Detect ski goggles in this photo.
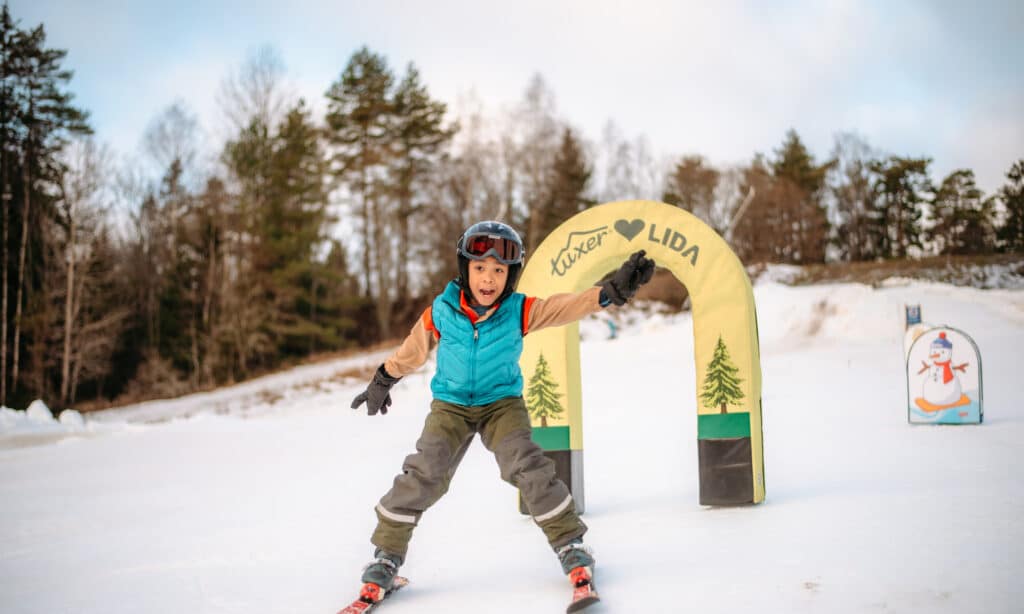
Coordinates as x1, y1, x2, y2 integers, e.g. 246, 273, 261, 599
459, 233, 523, 264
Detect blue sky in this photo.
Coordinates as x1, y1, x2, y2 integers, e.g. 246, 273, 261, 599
9, 0, 1024, 193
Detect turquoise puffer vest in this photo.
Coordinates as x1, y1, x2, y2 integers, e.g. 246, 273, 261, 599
431, 281, 526, 406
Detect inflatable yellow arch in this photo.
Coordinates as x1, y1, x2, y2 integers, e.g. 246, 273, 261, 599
518, 200, 765, 510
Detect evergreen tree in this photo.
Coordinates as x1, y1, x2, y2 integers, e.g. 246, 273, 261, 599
732, 132, 834, 265
191, 176, 231, 387
155, 158, 199, 377
770, 130, 832, 263
325, 46, 394, 306
662, 154, 719, 224
997, 159, 1024, 252
319, 239, 368, 347
389, 63, 455, 303
930, 169, 996, 255
700, 335, 744, 414
526, 353, 565, 427
1, 5, 14, 405
540, 127, 592, 239
222, 116, 276, 377
0, 4, 90, 407
263, 100, 335, 357
221, 100, 336, 369
772, 130, 833, 196
869, 156, 932, 258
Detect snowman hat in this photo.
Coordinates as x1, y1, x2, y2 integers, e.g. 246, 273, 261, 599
930, 332, 953, 349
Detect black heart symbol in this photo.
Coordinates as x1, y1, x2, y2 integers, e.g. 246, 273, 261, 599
614, 219, 645, 241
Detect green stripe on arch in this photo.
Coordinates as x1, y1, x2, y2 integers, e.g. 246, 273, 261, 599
531, 426, 571, 450
698, 413, 751, 439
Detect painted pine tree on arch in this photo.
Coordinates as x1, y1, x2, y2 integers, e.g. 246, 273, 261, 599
701, 335, 745, 414
526, 352, 565, 427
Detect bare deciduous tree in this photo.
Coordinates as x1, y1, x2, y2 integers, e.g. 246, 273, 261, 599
598, 121, 664, 205
54, 138, 117, 405
512, 74, 562, 253
143, 101, 201, 188
218, 44, 291, 134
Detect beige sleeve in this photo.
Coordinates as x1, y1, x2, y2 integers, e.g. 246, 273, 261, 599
383, 309, 437, 378
525, 286, 605, 334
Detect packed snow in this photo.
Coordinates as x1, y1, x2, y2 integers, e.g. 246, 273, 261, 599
1, 277, 1022, 613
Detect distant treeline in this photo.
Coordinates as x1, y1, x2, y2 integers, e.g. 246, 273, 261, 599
1, 6, 1022, 411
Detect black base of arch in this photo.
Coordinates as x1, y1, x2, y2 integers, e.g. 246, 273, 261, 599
698, 437, 755, 505
518, 449, 585, 516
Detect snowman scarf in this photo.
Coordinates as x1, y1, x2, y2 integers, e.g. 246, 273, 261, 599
934, 359, 954, 384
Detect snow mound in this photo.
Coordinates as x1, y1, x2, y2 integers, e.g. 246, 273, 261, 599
757, 263, 804, 284
879, 276, 915, 287
0, 400, 121, 447
26, 399, 55, 424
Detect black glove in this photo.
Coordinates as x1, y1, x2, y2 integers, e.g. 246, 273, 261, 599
600, 250, 656, 306
351, 364, 401, 416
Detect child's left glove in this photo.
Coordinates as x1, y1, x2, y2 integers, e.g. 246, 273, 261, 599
350, 364, 402, 416
600, 250, 656, 306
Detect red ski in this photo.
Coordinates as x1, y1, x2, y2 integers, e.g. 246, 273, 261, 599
336, 576, 409, 614
566, 566, 600, 612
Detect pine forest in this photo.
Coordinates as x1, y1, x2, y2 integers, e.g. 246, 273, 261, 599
1, 6, 1022, 412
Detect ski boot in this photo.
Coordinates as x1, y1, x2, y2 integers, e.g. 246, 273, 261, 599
358, 548, 401, 593
557, 539, 600, 612
337, 550, 408, 614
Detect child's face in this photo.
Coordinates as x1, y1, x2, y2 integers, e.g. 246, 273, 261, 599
467, 256, 509, 307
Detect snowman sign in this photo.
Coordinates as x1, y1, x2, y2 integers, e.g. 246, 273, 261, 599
906, 327, 983, 424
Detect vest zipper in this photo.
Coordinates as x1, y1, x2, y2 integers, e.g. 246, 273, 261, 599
469, 326, 479, 404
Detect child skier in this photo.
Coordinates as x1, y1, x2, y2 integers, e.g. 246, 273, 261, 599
347, 220, 654, 610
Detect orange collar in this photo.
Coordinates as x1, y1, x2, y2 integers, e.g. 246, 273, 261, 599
459, 290, 499, 324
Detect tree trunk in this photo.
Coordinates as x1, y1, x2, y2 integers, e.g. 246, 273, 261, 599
720, 402, 728, 414
395, 160, 412, 303
396, 195, 410, 304
360, 137, 372, 299
895, 197, 904, 258
147, 242, 158, 351
70, 353, 81, 406
11, 149, 30, 395
309, 272, 317, 354
1, 159, 8, 406
68, 246, 91, 408
190, 310, 199, 391
201, 228, 216, 387
60, 212, 76, 406
69, 331, 83, 407
372, 192, 393, 339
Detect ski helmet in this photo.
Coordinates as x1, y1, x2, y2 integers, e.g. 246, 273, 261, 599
456, 221, 525, 303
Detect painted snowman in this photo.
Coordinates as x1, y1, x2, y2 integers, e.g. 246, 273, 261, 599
922, 332, 962, 407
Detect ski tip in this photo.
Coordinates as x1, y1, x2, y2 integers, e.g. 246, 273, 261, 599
566, 594, 601, 613
336, 577, 411, 614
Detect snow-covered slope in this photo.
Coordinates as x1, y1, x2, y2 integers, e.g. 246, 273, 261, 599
1, 279, 1022, 613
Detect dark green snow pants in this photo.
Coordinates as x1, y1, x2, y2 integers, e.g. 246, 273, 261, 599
370, 396, 586, 559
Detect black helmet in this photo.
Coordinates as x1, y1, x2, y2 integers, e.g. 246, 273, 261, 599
456, 221, 525, 303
